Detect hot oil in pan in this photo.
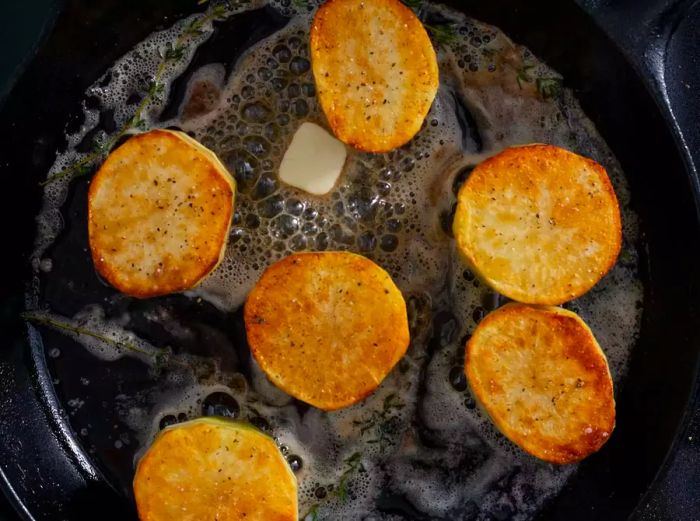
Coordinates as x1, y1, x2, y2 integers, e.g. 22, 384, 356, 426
28, 1, 644, 519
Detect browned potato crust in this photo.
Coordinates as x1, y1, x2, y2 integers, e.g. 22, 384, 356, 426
310, 0, 439, 153
453, 144, 621, 305
88, 129, 235, 298
466, 303, 615, 464
244, 252, 409, 411
133, 418, 297, 521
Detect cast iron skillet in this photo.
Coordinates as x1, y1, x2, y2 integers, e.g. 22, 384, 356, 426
0, 0, 699, 519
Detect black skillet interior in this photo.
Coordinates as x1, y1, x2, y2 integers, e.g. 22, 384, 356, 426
0, 0, 699, 520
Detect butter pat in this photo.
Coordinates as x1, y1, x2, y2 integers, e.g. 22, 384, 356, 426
279, 122, 347, 195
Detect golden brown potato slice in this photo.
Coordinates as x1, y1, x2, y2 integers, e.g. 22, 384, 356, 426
453, 144, 621, 305
244, 252, 409, 411
88, 129, 235, 298
465, 303, 615, 464
310, 0, 439, 153
134, 418, 297, 521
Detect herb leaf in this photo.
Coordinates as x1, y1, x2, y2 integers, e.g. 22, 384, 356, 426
302, 505, 319, 521
335, 452, 364, 502
164, 44, 186, 61
351, 393, 405, 451
425, 23, 458, 47
302, 451, 366, 517
401, 0, 423, 9
537, 77, 563, 100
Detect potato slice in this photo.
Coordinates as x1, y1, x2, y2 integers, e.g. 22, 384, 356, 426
465, 303, 615, 464
244, 252, 409, 411
88, 129, 235, 298
133, 418, 298, 521
310, 0, 439, 153
453, 144, 621, 305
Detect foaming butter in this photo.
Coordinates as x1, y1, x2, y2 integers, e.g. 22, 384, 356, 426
32, 1, 644, 519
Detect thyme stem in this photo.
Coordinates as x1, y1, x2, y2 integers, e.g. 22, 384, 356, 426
301, 451, 365, 519
21, 311, 169, 362
42, 2, 231, 186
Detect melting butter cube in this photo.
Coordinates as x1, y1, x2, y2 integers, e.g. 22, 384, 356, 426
278, 122, 347, 195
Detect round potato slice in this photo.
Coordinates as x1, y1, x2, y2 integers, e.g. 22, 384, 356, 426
134, 418, 298, 521
465, 303, 615, 464
453, 144, 621, 305
310, 0, 439, 153
244, 252, 409, 411
88, 129, 235, 298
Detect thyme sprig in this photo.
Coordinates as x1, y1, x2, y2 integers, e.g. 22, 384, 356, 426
537, 77, 563, 100
335, 452, 364, 501
301, 396, 404, 517
21, 311, 171, 366
401, 0, 457, 47
42, 3, 231, 186
425, 23, 458, 47
514, 62, 563, 100
302, 452, 366, 520
353, 393, 405, 451
401, 0, 423, 9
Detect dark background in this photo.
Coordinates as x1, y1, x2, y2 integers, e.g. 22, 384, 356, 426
0, 1, 56, 103
1, 4, 55, 519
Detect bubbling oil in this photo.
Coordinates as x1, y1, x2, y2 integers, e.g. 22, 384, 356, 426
29, 1, 643, 520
